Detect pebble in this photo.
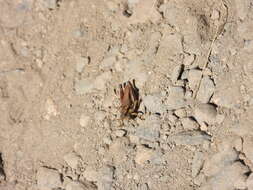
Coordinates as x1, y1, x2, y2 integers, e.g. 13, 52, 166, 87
136, 115, 160, 141
97, 165, 115, 190
83, 166, 98, 182
183, 54, 195, 66
171, 64, 183, 84
76, 57, 89, 73
180, 70, 189, 80
63, 152, 81, 169
74, 78, 94, 95
192, 152, 204, 177
166, 86, 187, 110
135, 145, 155, 165
202, 162, 249, 190
37, 167, 62, 190
114, 129, 127, 137
94, 111, 106, 122
44, 98, 59, 120
103, 136, 112, 145
142, 94, 166, 114
79, 114, 90, 127
211, 9, 220, 20
170, 131, 211, 146
174, 108, 187, 118
194, 103, 217, 125
196, 76, 215, 103
181, 117, 199, 130
100, 56, 116, 70
128, 135, 140, 144
188, 69, 202, 91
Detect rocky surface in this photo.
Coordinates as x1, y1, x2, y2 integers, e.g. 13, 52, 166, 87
0, 0, 253, 189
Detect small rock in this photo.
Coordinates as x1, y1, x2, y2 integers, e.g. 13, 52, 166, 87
196, 76, 215, 103
143, 94, 166, 114
100, 56, 116, 70
135, 146, 155, 165
74, 78, 94, 95
44, 0, 58, 9
94, 111, 106, 122
44, 98, 59, 120
120, 44, 128, 54
128, 135, 140, 144
166, 86, 187, 110
181, 70, 189, 80
37, 167, 62, 190
63, 152, 81, 169
193, 173, 205, 186
170, 131, 211, 146
76, 57, 89, 73
192, 152, 204, 177
183, 54, 195, 66
83, 166, 98, 182
97, 165, 115, 190
103, 136, 112, 145
174, 108, 187, 118
181, 117, 199, 130
94, 72, 111, 90
194, 103, 217, 125
234, 137, 243, 152
171, 64, 183, 84
114, 129, 126, 137
136, 115, 160, 141
139, 183, 150, 190
211, 9, 220, 20
188, 69, 202, 91
79, 114, 90, 127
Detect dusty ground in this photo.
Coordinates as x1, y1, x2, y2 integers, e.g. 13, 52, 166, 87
0, 0, 253, 189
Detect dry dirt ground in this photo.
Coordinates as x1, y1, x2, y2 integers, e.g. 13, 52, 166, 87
0, 0, 253, 189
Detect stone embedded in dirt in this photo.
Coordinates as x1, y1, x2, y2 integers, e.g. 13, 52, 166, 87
109, 138, 129, 164
174, 108, 187, 118
44, 98, 59, 120
44, 0, 58, 9
79, 114, 90, 127
100, 56, 116, 70
0, 153, 5, 182
142, 94, 166, 114
66, 180, 97, 190
211, 9, 220, 20
181, 117, 199, 130
188, 69, 202, 91
63, 152, 81, 169
37, 167, 62, 190
135, 145, 155, 165
97, 165, 115, 190
171, 64, 183, 84
196, 76, 215, 103
166, 86, 187, 110
192, 152, 204, 178
202, 143, 238, 177
94, 111, 106, 122
74, 78, 94, 95
194, 103, 217, 125
136, 115, 160, 141
170, 131, 211, 146
183, 54, 195, 66
83, 166, 98, 182
201, 162, 249, 190
76, 57, 89, 73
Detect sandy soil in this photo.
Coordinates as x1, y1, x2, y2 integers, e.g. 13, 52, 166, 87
0, 0, 253, 189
